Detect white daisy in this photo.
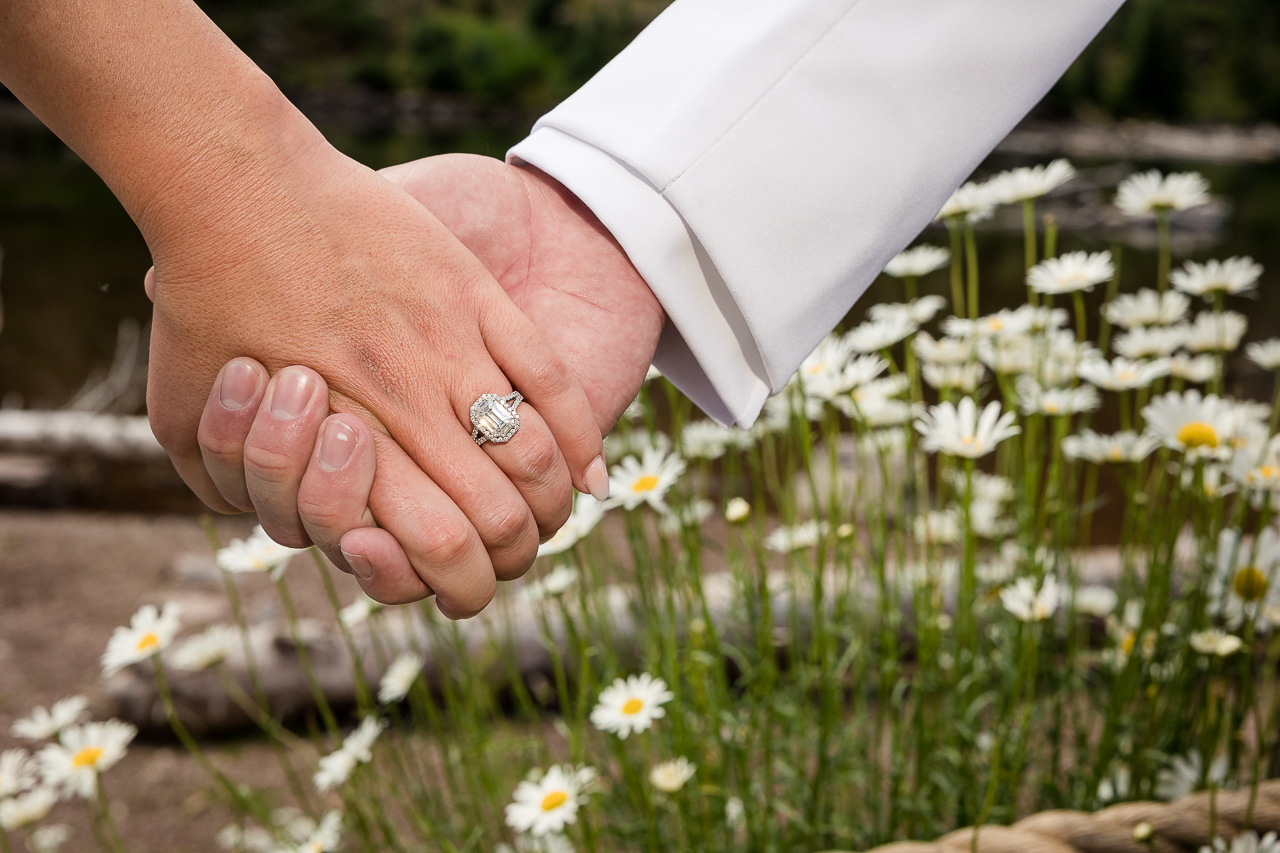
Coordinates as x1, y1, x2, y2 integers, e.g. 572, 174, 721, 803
989, 159, 1076, 203
976, 334, 1034, 376
313, 747, 358, 794
795, 334, 861, 401
1062, 430, 1160, 464
845, 313, 918, 354
590, 673, 673, 739
1170, 257, 1263, 299
38, 720, 136, 800
1156, 749, 1228, 801
172, 624, 237, 671
1142, 390, 1237, 457
378, 652, 424, 705
342, 716, 385, 762
971, 500, 1015, 539
102, 602, 182, 677
913, 509, 961, 546
294, 810, 343, 853
11, 696, 89, 741
519, 566, 580, 603
1169, 353, 1218, 383
680, 420, 753, 460
606, 446, 686, 513
1115, 169, 1211, 216
936, 180, 997, 223
869, 295, 948, 326
496, 834, 577, 853
0, 786, 56, 831
538, 493, 608, 557
724, 497, 751, 523
922, 362, 985, 393
1208, 528, 1280, 631
659, 499, 714, 534
764, 520, 829, 553
338, 593, 383, 628
215, 525, 305, 580
505, 765, 596, 837
1190, 629, 1243, 657
884, 245, 951, 278
1186, 311, 1247, 353
725, 796, 746, 829
914, 331, 975, 366
28, 823, 72, 853
1078, 356, 1171, 391
1202, 830, 1280, 853
1017, 378, 1099, 416
1248, 339, 1280, 370
1027, 251, 1114, 295
217, 824, 275, 853
915, 397, 1020, 458
944, 308, 1037, 341
0, 749, 35, 798
1073, 586, 1118, 618
1114, 325, 1188, 360
649, 757, 696, 793
1000, 575, 1061, 622
1104, 288, 1190, 329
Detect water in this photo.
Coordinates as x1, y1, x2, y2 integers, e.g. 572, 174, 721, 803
3, 114, 1280, 410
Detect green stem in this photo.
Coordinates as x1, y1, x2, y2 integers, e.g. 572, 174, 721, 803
949, 219, 965, 318
964, 220, 980, 320
273, 575, 341, 737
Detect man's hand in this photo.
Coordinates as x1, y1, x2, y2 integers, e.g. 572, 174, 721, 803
195, 155, 666, 594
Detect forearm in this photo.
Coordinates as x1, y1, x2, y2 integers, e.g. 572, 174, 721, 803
0, 0, 325, 248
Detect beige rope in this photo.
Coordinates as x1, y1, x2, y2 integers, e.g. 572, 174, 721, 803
848, 780, 1280, 853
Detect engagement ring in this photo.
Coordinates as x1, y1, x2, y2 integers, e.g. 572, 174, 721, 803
470, 391, 523, 446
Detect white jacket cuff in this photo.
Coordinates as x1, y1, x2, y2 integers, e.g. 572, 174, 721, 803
508, 127, 770, 427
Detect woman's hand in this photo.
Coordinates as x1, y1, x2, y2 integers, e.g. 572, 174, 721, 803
194, 155, 666, 600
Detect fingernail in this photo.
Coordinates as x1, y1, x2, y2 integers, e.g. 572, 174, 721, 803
271, 369, 315, 420
219, 360, 258, 410
342, 549, 374, 580
318, 420, 357, 471
585, 455, 610, 502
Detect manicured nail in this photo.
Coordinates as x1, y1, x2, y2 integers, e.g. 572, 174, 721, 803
342, 549, 374, 580
219, 359, 258, 410
318, 419, 357, 471
584, 455, 610, 502
270, 369, 315, 420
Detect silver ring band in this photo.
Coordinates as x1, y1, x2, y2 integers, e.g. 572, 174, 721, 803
470, 391, 523, 446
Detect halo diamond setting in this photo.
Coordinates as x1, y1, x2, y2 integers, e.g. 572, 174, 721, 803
470, 391, 523, 446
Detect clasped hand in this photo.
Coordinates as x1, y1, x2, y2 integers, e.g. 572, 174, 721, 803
149, 152, 663, 615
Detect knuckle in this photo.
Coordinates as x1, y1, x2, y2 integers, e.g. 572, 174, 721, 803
296, 491, 348, 533
258, 521, 311, 549
412, 520, 475, 568
530, 354, 573, 397
516, 432, 563, 489
242, 442, 300, 485
482, 501, 531, 554
197, 423, 245, 460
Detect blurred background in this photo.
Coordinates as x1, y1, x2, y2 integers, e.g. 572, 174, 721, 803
3, 0, 1280, 507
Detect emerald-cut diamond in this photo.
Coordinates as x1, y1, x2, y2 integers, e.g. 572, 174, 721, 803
470, 392, 523, 446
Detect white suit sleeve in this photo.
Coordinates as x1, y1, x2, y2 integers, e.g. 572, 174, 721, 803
507, 0, 1124, 427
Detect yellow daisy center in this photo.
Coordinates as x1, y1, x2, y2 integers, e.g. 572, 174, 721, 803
622, 698, 644, 715
1256, 466, 1280, 482
73, 746, 103, 768
136, 632, 160, 652
1121, 632, 1136, 656
1177, 421, 1219, 449
1043, 402, 1061, 415
986, 319, 1004, 332
541, 791, 568, 811
960, 436, 976, 446
1118, 370, 1137, 383
632, 475, 659, 493
1109, 447, 1124, 461
1235, 566, 1270, 602
806, 362, 826, 375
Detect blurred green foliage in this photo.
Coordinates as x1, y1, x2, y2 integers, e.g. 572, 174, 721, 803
197, 0, 1280, 122
1046, 0, 1280, 123
200, 0, 669, 109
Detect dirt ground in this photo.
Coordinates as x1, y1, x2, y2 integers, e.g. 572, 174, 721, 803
0, 509, 369, 853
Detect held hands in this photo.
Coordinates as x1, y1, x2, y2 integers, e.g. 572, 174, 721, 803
177, 155, 664, 610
